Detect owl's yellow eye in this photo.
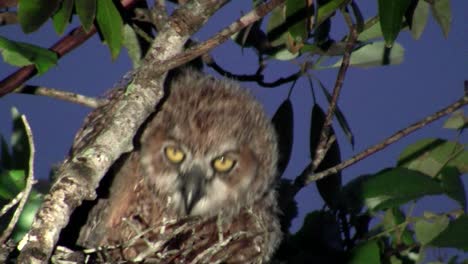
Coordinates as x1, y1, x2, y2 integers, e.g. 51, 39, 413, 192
212, 156, 236, 173
164, 146, 185, 164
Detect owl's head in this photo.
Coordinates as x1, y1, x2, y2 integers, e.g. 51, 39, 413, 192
140, 70, 278, 217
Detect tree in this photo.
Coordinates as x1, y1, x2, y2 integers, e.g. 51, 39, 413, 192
0, 0, 467, 263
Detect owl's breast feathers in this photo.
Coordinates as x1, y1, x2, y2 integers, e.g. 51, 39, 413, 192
78, 152, 280, 263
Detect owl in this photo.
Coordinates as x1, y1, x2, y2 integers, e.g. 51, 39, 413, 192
74, 70, 281, 263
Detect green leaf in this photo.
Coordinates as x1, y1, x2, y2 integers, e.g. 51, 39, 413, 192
378, 0, 411, 47
358, 20, 384, 41
349, 240, 381, 264
342, 168, 444, 212
122, 24, 143, 68
430, 0, 451, 38
267, 5, 288, 47
382, 208, 415, 246
439, 167, 466, 210
316, 0, 347, 25
272, 99, 294, 177
10, 108, 31, 171
96, 0, 123, 59
410, 0, 430, 40
443, 110, 467, 130
52, 0, 74, 35
316, 79, 354, 147
398, 138, 467, 175
0, 170, 25, 200
329, 41, 404, 68
76, 0, 96, 32
415, 215, 450, 245
285, 0, 308, 52
18, 0, 61, 33
11, 190, 43, 242
310, 103, 342, 209
0, 36, 58, 74
428, 215, 468, 251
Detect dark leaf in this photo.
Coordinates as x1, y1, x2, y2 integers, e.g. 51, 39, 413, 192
350, 2, 364, 33
0, 136, 12, 170
272, 99, 294, 177
317, 79, 354, 147
76, 0, 97, 32
96, 0, 123, 59
430, 215, 468, 251
18, 0, 60, 33
310, 104, 342, 209
439, 166, 466, 210
378, 0, 411, 46
277, 179, 298, 233
292, 211, 343, 252
52, 0, 74, 35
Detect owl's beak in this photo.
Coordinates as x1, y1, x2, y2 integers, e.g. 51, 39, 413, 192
179, 166, 206, 215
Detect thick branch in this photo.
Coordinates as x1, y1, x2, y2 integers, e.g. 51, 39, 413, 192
0, 11, 17, 25
16, 1, 229, 263
294, 94, 468, 190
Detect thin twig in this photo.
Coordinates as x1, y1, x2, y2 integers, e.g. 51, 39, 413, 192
0, 115, 35, 244
0, 191, 24, 218
157, 0, 286, 75
203, 53, 303, 87
293, 27, 358, 192
14, 85, 105, 108
312, 27, 357, 169
296, 94, 468, 187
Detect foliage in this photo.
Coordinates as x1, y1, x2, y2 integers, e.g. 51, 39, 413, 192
0, 0, 466, 263
0, 108, 43, 243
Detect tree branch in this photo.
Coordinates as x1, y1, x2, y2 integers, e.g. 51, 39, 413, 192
0, 0, 140, 97
14, 85, 105, 108
0, 11, 17, 26
16, 0, 230, 263
294, 93, 468, 189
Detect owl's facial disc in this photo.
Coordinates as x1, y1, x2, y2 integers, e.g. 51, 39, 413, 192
179, 165, 207, 215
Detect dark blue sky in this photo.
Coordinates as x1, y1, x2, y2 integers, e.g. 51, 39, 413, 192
0, 1, 467, 257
